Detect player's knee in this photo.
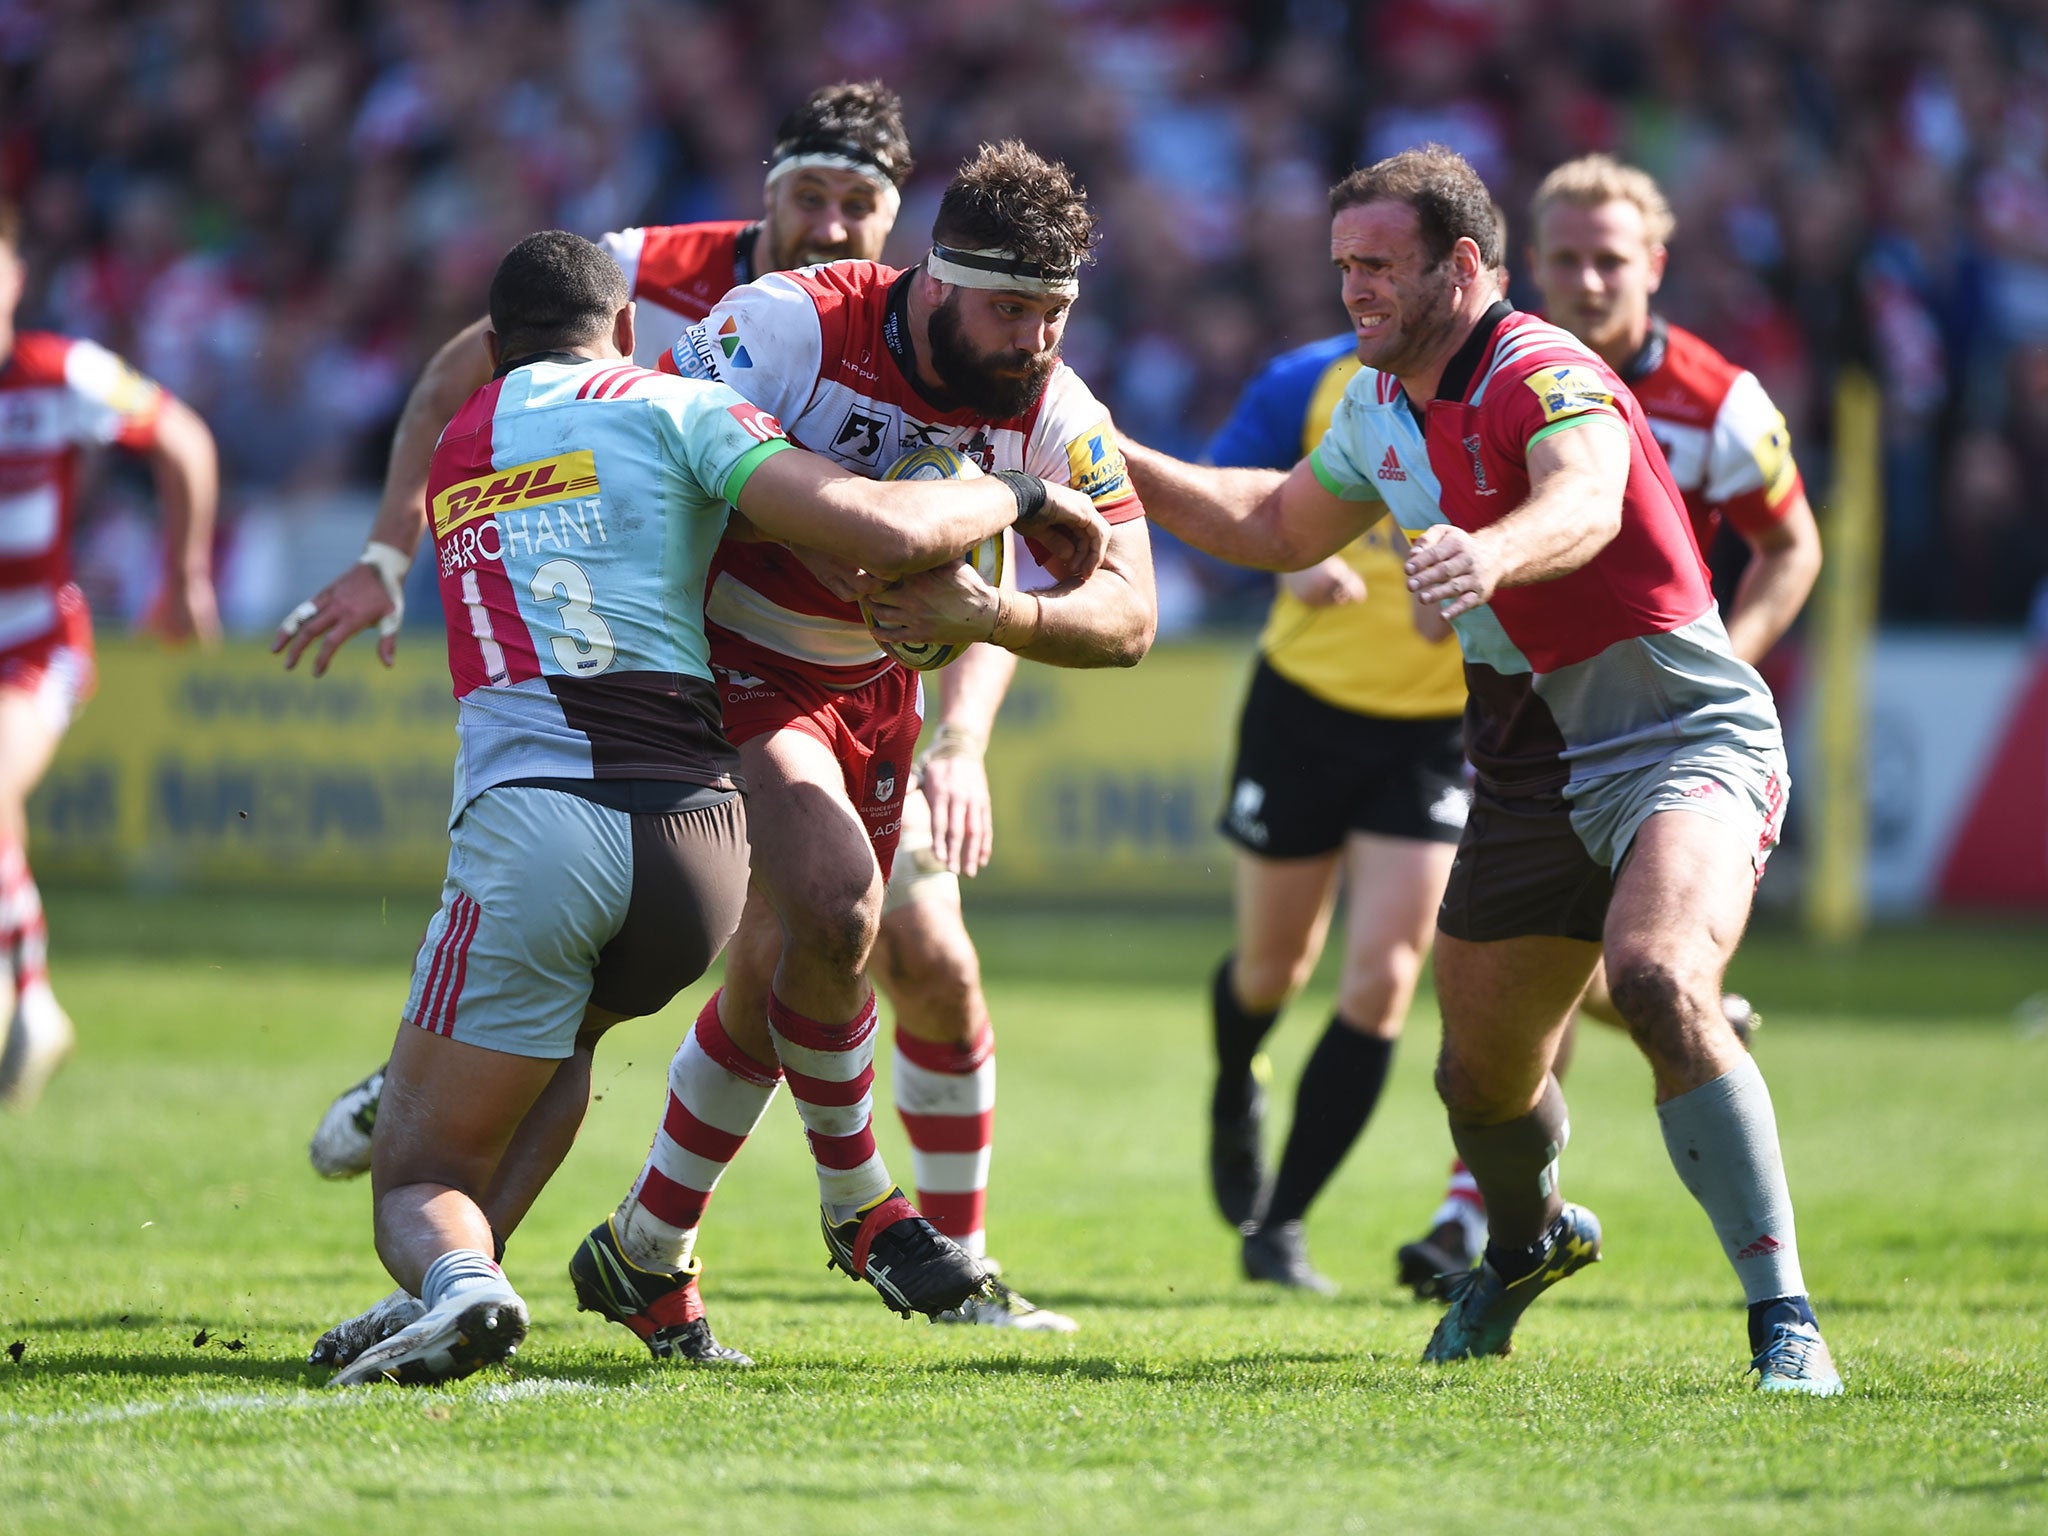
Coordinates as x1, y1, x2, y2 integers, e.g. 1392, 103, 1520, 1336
1433, 1047, 1487, 1119
1335, 947, 1421, 1034
1232, 949, 1314, 1014
1605, 953, 1700, 1052
783, 864, 884, 975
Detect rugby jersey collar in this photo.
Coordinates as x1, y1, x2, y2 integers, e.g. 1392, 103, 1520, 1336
1434, 299, 1514, 405
1621, 313, 1668, 383
492, 349, 594, 380
881, 265, 966, 416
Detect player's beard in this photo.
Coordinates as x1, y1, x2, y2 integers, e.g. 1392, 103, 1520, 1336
927, 291, 1060, 420
1355, 261, 1462, 378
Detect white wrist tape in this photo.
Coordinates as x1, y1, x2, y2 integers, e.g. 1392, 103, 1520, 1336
916, 723, 986, 773
357, 540, 411, 638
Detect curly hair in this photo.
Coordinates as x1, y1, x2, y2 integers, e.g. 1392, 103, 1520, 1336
1329, 145, 1503, 272
933, 140, 1099, 278
773, 80, 913, 189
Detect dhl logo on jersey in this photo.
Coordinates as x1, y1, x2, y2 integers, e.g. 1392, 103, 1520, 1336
1064, 423, 1132, 507
432, 451, 600, 538
1524, 366, 1616, 424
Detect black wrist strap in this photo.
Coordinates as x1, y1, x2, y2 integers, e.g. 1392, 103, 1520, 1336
993, 469, 1049, 527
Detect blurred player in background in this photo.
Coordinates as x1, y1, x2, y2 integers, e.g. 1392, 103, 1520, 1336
1397, 154, 1824, 1294
285, 87, 1086, 1350
0, 197, 218, 1114
1201, 331, 1466, 1295
1125, 146, 1842, 1394
325, 229, 1107, 1386
573, 138, 1152, 1346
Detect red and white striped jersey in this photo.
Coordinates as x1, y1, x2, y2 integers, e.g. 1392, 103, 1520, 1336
665, 261, 1145, 683
1623, 317, 1804, 555
0, 332, 164, 650
598, 221, 757, 368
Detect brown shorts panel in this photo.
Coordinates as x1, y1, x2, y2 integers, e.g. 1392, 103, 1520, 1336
1436, 787, 1613, 944
588, 792, 751, 1018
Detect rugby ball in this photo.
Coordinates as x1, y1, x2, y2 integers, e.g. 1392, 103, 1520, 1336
862, 446, 1007, 671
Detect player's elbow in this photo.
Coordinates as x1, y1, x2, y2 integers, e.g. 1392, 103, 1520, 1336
1114, 623, 1155, 668
150, 398, 217, 481
1106, 588, 1157, 667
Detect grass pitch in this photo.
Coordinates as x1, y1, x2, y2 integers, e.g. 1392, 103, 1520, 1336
2, 892, 2044, 1534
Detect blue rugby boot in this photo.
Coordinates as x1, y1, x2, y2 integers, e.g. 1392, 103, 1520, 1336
1751, 1320, 1845, 1397
1422, 1203, 1602, 1362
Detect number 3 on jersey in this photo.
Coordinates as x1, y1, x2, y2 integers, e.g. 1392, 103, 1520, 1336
531, 558, 616, 674
457, 558, 615, 683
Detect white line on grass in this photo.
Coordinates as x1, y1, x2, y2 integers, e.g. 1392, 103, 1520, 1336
0, 1376, 625, 1430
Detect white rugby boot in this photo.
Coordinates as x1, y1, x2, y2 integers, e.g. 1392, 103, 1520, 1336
0, 978, 73, 1113
326, 1273, 528, 1387
308, 1064, 385, 1179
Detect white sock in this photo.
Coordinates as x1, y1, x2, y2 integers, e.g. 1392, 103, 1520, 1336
419, 1248, 504, 1309
613, 1199, 699, 1275
1657, 1055, 1808, 1305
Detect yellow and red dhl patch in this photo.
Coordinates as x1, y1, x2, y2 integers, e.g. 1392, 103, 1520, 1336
432, 450, 600, 538
1064, 422, 1132, 506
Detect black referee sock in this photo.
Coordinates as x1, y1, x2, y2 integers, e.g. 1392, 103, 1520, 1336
1260, 1020, 1394, 1228
1211, 956, 1281, 1120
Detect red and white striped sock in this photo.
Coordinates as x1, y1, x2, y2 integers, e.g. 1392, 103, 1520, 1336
614, 991, 782, 1274
767, 988, 893, 1222
1430, 1158, 1489, 1250
0, 838, 47, 996
893, 1023, 995, 1259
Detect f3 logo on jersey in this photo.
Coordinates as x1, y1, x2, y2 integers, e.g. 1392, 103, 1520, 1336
433, 451, 599, 538
835, 405, 889, 462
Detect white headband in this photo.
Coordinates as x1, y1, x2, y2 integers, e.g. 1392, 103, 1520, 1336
925, 244, 1080, 299
765, 152, 902, 215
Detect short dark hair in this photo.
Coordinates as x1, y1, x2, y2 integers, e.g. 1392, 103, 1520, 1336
772, 80, 913, 189
488, 230, 628, 358
1330, 145, 1503, 271
0, 197, 17, 253
933, 141, 1098, 281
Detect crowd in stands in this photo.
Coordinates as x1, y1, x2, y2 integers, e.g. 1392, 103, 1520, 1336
7, 0, 2048, 632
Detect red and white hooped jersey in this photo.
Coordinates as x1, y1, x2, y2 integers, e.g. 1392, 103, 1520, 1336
0, 332, 165, 652
664, 261, 1145, 683
1624, 316, 1804, 555
599, 221, 757, 369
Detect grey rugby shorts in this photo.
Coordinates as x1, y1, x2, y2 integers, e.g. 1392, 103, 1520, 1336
404, 784, 750, 1058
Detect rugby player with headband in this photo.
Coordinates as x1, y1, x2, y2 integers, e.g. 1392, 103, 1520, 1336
286, 112, 1148, 1370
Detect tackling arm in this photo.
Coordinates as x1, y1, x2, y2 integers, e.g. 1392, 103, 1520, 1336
1722, 489, 1822, 665
734, 451, 1108, 581
144, 395, 221, 644
1121, 439, 1378, 572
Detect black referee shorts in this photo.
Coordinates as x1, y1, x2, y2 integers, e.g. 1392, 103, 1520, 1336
1218, 659, 1469, 860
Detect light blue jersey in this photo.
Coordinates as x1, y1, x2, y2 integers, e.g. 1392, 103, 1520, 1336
425, 354, 792, 818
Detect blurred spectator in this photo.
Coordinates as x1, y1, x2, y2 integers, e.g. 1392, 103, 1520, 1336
4, 0, 2047, 631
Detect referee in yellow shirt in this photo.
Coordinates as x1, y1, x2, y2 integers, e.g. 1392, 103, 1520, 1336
1203, 332, 1470, 1294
